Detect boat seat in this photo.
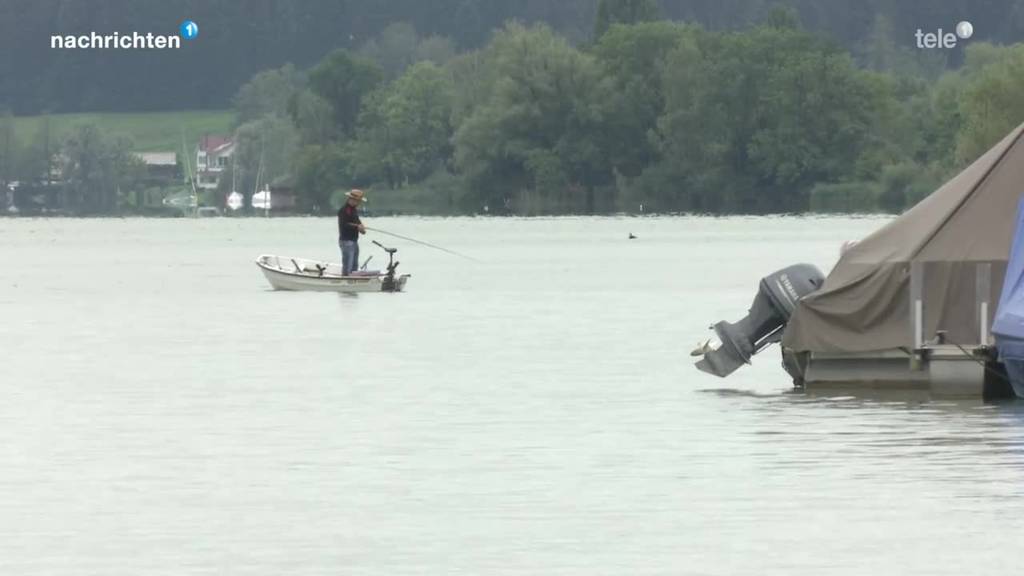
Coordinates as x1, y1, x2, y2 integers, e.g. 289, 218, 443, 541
289, 261, 328, 277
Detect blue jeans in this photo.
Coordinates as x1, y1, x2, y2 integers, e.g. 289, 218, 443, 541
340, 240, 359, 276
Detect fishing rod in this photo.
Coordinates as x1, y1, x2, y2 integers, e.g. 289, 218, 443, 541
366, 226, 480, 262
345, 222, 479, 261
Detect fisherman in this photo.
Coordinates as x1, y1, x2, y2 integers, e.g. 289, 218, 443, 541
338, 189, 367, 276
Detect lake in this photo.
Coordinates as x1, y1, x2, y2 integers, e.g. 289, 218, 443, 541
2, 216, 1023, 575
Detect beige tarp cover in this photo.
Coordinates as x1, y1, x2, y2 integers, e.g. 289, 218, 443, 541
783, 123, 1024, 353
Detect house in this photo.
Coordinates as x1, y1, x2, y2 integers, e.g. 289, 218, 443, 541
133, 151, 179, 183
195, 135, 234, 190
129, 151, 182, 209
268, 182, 298, 210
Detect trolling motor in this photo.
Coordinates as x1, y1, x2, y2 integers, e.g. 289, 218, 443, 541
693, 263, 824, 377
373, 240, 401, 292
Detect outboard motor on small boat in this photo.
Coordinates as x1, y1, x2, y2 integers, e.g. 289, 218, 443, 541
694, 264, 824, 377
373, 240, 401, 292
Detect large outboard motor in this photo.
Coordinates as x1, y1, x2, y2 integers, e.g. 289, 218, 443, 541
694, 264, 824, 377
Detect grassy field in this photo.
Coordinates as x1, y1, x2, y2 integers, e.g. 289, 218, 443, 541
12, 110, 235, 155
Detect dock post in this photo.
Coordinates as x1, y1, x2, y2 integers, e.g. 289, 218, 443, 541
977, 262, 991, 346
910, 261, 924, 370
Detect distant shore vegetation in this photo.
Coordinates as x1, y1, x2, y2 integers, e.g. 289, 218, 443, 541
3, 2, 1024, 216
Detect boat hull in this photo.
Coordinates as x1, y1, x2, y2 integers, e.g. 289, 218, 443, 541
256, 255, 409, 293
994, 336, 1024, 398
781, 345, 1015, 399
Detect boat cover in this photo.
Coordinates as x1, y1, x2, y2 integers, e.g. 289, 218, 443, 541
992, 196, 1024, 397
783, 123, 1024, 353
994, 197, 1024, 342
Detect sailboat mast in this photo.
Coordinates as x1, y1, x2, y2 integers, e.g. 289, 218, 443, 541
181, 130, 198, 217
256, 135, 267, 217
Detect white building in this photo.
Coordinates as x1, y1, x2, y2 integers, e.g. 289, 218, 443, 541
195, 135, 234, 190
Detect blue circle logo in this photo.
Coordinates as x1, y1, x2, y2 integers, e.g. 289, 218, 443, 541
180, 20, 198, 40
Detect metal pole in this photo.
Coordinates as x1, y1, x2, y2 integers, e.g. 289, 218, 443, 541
911, 261, 924, 350
977, 262, 991, 345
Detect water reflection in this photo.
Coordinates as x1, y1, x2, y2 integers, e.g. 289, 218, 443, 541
697, 386, 1024, 489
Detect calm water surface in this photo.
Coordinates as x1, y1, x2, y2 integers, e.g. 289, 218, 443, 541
1, 216, 1023, 575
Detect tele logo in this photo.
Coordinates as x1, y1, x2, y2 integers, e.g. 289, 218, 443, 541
915, 21, 973, 48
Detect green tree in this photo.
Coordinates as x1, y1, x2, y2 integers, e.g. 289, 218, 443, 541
294, 50, 381, 212
593, 21, 696, 177
453, 23, 612, 213
233, 64, 305, 126
859, 14, 946, 79
289, 91, 337, 146
18, 116, 54, 184
232, 115, 300, 205
350, 62, 455, 187
762, 4, 800, 30
293, 144, 349, 211
653, 23, 888, 212
955, 44, 1024, 164
60, 125, 143, 213
307, 49, 384, 138
360, 23, 458, 78
0, 111, 15, 186
416, 36, 457, 67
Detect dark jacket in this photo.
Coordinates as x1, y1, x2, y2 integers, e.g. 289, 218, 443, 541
338, 204, 362, 242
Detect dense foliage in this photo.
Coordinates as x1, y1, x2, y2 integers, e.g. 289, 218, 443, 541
5, 1, 1024, 214
3, 0, 1023, 115
274, 10, 1024, 214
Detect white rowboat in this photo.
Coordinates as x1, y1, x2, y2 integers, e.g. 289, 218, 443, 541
255, 254, 410, 293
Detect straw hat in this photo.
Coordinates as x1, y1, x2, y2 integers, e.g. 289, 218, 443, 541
346, 189, 367, 203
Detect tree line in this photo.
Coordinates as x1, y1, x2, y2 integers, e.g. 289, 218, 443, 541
225, 4, 1024, 214
3, 0, 1023, 115
4, 1, 1024, 214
